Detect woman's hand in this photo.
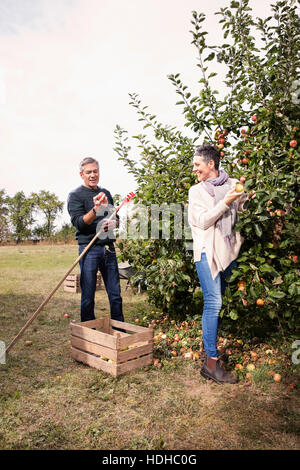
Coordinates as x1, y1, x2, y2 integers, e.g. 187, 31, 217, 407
224, 187, 244, 206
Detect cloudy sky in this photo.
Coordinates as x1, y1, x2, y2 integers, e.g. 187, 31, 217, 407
0, 0, 274, 227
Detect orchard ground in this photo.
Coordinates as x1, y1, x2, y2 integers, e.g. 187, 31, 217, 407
0, 244, 299, 450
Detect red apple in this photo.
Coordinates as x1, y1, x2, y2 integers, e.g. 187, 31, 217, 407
240, 176, 246, 183
238, 281, 246, 291
289, 140, 298, 148
251, 114, 257, 121
242, 157, 249, 164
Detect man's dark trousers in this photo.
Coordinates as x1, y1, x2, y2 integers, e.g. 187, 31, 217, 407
78, 243, 124, 323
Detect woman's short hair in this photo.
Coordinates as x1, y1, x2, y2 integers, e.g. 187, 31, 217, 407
194, 144, 220, 170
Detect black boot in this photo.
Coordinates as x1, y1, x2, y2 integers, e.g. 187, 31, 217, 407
201, 358, 238, 385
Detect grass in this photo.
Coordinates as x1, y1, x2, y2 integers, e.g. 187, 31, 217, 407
0, 244, 299, 450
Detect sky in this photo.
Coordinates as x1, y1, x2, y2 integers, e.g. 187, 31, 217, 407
0, 0, 275, 228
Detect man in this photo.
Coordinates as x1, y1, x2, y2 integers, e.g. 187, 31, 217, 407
67, 157, 124, 324
188, 144, 245, 384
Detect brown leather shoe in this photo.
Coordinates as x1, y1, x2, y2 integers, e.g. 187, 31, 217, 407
200, 359, 238, 384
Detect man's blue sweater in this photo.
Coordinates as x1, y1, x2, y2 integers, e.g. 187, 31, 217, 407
67, 185, 118, 246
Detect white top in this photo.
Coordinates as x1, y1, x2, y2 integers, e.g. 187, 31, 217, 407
188, 178, 245, 279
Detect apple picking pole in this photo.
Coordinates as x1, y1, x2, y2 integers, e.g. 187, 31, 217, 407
6, 192, 135, 354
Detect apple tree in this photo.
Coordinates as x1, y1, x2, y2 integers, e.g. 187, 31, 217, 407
115, 0, 300, 335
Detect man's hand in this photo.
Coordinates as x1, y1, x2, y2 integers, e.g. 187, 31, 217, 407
83, 192, 108, 225
224, 187, 244, 206
93, 192, 108, 212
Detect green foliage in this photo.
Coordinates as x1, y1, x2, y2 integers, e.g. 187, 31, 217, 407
52, 223, 76, 243
115, 0, 300, 335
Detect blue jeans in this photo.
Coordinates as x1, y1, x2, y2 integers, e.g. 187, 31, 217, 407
195, 253, 236, 358
79, 244, 124, 323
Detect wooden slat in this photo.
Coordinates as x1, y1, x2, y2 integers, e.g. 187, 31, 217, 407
102, 315, 110, 334
118, 330, 153, 349
71, 347, 116, 376
64, 286, 79, 293
74, 318, 105, 329
66, 274, 79, 280
117, 342, 153, 362
71, 336, 118, 361
70, 323, 117, 349
116, 353, 153, 375
111, 329, 129, 338
110, 319, 151, 333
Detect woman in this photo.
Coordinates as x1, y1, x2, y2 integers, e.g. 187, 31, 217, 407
188, 144, 245, 384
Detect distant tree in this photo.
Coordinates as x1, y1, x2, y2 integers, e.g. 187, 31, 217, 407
0, 189, 10, 242
8, 191, 36, 243
32, 190, 64, 238
54, 223, 76, 243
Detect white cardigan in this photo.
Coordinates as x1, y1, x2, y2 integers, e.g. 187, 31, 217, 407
188, 178, 244, 279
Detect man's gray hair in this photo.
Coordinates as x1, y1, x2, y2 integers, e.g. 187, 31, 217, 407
79, 157, 99, 172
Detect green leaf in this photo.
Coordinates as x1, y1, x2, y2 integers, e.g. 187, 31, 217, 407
205, 52, 215, 62
288, 283, 300, 296
259, 264, 275, 273
254, 224, 263, 237
229, 310, 238, 320
268, 289, 286, 299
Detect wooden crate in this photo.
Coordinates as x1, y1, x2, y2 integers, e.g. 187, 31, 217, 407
64, 273, 102, 293
70, 315, 153, 376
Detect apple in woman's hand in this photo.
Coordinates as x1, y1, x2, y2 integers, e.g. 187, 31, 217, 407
235, 183, 244, 193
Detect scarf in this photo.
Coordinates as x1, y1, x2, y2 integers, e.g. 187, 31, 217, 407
203, 169, 238, 248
